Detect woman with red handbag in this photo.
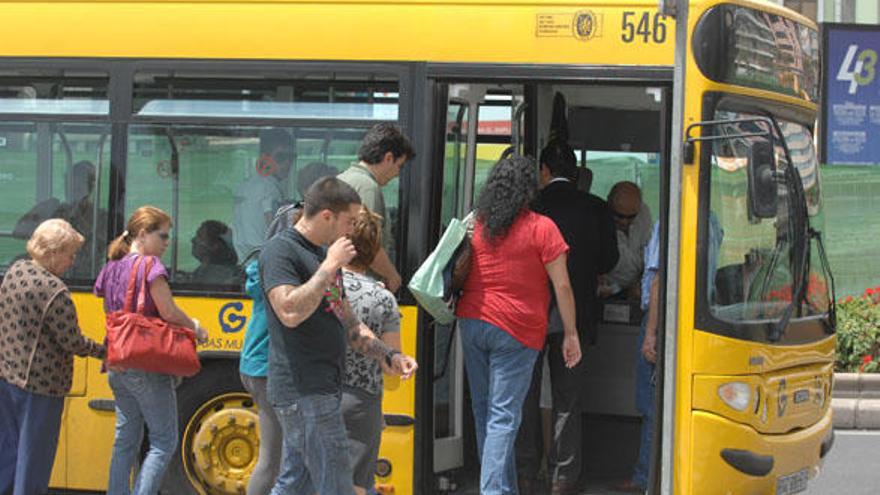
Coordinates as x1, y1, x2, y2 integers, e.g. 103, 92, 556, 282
94, 206, 208, 495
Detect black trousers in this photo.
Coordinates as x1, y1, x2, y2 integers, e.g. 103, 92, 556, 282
515, 332, 589, 485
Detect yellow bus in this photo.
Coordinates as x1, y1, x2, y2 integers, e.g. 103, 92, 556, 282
0, 0, 835, 493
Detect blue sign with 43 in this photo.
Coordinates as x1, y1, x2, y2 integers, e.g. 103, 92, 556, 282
823, 25, 880, 166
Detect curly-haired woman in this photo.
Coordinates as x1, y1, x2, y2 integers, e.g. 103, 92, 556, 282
341, 206, 402, 495
455, 156, 582, 495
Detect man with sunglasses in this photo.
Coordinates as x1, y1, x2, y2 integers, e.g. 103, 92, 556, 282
233, 128, 295, 260
598, 181, 653, 300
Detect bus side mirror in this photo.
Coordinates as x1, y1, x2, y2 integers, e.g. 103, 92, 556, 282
747, 141, 778, 219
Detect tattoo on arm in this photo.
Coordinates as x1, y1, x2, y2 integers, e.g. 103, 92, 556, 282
269, 269, 334, 327
339, 300, 360, 332
343, 300, 391, 361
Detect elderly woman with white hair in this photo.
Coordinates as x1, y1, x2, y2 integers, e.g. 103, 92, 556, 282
0, 218, 106, 495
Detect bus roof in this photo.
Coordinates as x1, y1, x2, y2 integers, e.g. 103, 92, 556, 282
0, 0, 815, 66
2, 1, 672, 63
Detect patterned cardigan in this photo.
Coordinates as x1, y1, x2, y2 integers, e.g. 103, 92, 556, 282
0, 259, 105, 397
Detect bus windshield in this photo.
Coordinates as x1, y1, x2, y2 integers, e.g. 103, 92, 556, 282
700, 106, 832, 343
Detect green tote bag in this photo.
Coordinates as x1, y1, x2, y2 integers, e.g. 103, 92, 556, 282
408, 214, 473, 325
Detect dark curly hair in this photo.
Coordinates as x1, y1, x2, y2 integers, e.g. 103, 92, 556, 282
475, 155, 538, 243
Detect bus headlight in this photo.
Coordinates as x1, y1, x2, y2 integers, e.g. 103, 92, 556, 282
718, 382, 752, 411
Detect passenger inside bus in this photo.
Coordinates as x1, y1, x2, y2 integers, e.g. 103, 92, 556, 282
12, 160, 107, 279
186, 220, 241, 285
232, 128, 294, 260
598, 181, 653, 301
296, 161, 339, 199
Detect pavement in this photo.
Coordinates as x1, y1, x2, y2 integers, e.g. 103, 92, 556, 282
805, 430, 880, 494
831, 373, 880, 429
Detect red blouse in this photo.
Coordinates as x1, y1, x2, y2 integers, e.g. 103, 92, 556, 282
456, 210, 569, 349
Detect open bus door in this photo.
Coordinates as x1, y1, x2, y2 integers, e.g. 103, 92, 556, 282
428, 81, 525, 490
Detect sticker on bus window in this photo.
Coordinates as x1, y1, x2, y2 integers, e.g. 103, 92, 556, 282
0, 137, 6, 147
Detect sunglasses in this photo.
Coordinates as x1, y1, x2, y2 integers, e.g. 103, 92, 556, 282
156, 232, 171, 241
612, 211, 638, 221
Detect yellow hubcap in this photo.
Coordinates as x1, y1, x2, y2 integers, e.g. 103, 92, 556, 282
184, 393, 259, 495
223, 438, 253, 469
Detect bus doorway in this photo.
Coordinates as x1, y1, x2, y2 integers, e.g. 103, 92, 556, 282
426, 77, 671, 494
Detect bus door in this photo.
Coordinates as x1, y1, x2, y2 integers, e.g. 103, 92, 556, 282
429, 82, 525, 487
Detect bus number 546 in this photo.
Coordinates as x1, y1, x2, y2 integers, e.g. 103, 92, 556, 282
621, 11, 667, 44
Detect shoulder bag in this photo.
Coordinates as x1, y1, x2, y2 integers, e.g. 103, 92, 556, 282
105, 256, 201, 376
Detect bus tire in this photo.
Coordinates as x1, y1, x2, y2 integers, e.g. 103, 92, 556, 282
161, 360, 259, 495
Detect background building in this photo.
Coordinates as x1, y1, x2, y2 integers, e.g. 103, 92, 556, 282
777, 0, 880, 23
770, 0, 880, 297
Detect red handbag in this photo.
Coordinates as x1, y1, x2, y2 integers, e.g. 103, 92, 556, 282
105, 256, 201, 377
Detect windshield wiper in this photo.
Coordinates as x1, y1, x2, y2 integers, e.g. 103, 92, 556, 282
768, 118, 811, 343
811, 228, 837, 332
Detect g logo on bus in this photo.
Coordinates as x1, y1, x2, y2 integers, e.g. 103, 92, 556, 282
219, 302, 247, 334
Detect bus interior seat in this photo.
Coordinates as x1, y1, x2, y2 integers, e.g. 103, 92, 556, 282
715, 263, 745, 306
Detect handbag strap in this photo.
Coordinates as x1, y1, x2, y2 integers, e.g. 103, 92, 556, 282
122, 256, 142, 313
135, 256, 155, 314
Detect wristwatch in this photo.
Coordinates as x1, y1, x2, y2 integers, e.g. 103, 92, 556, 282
384, 349, 402, 367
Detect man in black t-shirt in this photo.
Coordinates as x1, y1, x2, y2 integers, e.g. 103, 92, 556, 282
261, 177, 417, 495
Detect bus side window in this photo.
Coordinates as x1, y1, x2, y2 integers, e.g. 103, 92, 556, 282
126, 125, 252, 290
124, 126, 372, 291
0, 123, 111, 280
128, 74, 400, 291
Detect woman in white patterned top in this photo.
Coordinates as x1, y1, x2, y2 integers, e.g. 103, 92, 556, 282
341, 206, 401, 495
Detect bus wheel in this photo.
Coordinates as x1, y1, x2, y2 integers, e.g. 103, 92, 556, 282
163, 361, 259, 495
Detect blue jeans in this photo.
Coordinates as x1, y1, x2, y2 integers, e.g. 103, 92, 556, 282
0, 380, 64, 495
270, 393, 355, 495
107, 370, 179, 495
632, 314, 655, 489
460, 318, 539, 495
240, 374, 282, 495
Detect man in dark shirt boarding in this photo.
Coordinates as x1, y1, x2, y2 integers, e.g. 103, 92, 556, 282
517, 140, 619, 494
261, 177, 417, 495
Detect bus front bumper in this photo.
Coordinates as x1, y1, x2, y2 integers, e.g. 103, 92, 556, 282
690, 407, 833, 494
